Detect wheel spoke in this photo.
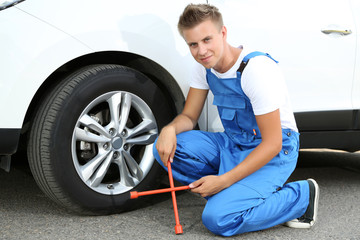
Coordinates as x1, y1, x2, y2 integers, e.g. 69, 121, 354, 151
122, 150, 143, 181
107, 93, 121, 130
118, 93, 131, 134
75, 127, 110, 143
127, 119, 157, 138
126, 133, 157, 145
79, 114, 111, 138
89, 152, 114, 187
79, 151, 110, 182
116, 156, 135, 187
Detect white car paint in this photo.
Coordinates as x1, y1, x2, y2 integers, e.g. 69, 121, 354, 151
1, 0, 359, 133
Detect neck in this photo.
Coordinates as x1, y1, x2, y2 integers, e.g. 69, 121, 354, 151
213, 45, 242, 73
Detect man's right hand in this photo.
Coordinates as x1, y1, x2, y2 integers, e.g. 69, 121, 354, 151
155, 125, 177, 166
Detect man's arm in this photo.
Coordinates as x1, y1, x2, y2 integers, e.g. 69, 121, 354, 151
190, 109, 283, 197
156, 87, 208, 166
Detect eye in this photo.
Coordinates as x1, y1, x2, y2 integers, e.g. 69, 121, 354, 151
189, 43, 198, 48
204, 37, 211, 43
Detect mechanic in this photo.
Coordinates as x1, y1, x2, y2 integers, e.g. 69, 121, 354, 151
153, 3, 319, 236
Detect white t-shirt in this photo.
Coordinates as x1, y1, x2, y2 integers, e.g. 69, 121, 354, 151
190, 46, 298, 132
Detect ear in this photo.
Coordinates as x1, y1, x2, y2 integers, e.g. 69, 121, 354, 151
221, 25, 227, 40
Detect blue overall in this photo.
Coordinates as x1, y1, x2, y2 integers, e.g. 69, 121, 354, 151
153, 52, 310, 236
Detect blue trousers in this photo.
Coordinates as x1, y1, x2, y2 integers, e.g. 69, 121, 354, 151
153, 130, 309, 236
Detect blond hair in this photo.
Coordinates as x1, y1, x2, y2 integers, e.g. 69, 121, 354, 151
178, 4, 223, 37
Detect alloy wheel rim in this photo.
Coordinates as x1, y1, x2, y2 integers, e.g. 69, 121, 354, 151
71, 91, 158, 195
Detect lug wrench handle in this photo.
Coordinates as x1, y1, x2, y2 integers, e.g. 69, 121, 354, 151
167, 161, 183, 234
130, 185, 190, 199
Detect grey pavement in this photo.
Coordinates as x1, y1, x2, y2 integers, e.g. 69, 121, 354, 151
1, 150, 360, 239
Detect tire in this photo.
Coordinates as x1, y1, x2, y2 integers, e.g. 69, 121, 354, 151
27, 64, 175, 215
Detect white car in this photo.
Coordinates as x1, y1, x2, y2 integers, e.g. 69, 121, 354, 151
0, 0, 359, 214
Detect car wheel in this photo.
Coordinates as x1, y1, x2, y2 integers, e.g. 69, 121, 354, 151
28, 64, 175, 215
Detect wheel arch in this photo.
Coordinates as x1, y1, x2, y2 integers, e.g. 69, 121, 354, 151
22, 51, 185, 138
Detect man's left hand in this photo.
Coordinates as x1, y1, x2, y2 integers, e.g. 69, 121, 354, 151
189, 175, 228, 197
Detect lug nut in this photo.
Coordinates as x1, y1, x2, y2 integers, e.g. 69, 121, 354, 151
121, 130, 127, 137
109, 128, 115, 136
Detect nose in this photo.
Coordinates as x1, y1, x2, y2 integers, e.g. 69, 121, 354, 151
198, 43, 207, 56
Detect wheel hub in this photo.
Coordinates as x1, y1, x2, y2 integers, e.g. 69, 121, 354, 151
111, 137, 123, 149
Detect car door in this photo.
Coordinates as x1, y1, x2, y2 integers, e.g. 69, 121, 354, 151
207, 0, 357, 132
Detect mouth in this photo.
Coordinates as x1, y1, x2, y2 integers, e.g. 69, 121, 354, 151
200, 55, 212, 63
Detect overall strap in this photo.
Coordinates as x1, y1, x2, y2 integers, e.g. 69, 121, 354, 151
237, 51, 279, 73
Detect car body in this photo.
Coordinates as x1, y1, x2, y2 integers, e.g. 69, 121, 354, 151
0, 0, 359, 214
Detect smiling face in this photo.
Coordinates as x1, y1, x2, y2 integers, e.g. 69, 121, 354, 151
183, 19, 227, 71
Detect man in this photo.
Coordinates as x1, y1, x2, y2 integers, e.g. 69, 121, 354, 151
153, 4, 319, 236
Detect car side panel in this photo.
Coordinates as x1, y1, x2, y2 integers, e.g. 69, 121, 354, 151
0, 8, 90, 128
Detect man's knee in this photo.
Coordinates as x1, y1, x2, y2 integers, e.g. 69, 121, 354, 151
202, 202, 265, 237
202, 205, 244, 236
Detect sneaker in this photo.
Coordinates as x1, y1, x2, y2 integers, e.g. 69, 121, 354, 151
284, 178, 319, 229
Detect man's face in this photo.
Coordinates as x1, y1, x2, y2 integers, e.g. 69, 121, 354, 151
183, 19, 226, 70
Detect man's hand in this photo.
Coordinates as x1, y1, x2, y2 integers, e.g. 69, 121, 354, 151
155, 125, 177, 166
189, 175, 229, 197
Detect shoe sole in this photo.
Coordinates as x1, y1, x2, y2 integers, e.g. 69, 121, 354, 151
283, 179, 320, 229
